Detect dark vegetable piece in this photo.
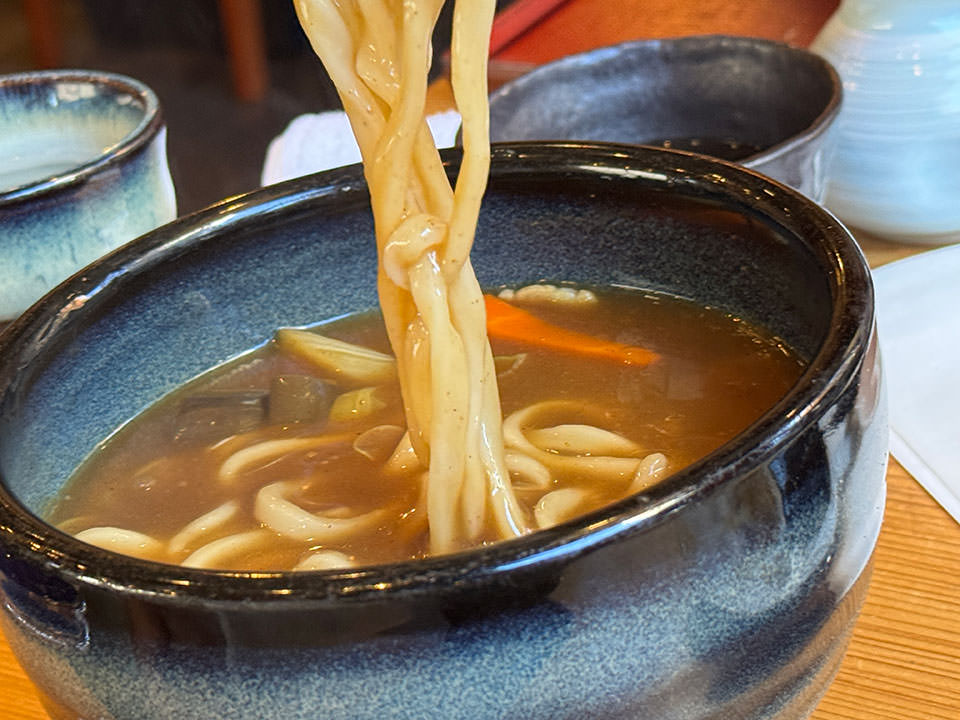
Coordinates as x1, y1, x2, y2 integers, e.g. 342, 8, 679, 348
268, 375, 333, 425
173, 390, 267, 445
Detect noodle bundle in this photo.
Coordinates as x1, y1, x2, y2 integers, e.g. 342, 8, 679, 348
295, 0, 526, 553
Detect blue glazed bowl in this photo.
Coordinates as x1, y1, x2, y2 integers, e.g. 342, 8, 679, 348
0, 144, 885, 720
488, 36, 842, 202
0, 70, 177, 322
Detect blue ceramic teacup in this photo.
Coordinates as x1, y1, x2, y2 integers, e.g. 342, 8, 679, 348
0, 70, 176, 322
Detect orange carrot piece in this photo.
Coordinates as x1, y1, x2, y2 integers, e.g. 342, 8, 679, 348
483, 294, 659, 367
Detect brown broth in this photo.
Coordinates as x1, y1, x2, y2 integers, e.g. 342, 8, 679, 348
47, 287, 804, 570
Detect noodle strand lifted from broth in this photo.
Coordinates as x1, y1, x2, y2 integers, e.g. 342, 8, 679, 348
295, 0, 527, 553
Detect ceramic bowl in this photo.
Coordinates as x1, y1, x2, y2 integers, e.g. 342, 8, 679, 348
0, 144, 886, 720
0, 70, 177, 322
488, 36, 842, 202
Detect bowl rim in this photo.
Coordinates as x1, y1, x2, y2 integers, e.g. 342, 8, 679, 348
488, 34, 843, 167
0, 69, 165, 207
0, 142, 873, 606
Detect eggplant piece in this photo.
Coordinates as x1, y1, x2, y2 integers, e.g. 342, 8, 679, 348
268, 375, 333, 425
173, 390, 268, 445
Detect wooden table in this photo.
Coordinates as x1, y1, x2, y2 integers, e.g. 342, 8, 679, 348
3, 1, 959, 718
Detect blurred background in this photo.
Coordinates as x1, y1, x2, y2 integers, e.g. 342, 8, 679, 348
0, 0, 839, 215
2, 0, 342, 214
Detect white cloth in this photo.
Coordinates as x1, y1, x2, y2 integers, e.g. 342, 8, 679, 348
261, 109, 463, 186
873, 244, 960, 523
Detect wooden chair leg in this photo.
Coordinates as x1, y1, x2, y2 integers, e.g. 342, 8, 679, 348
217, 0, 269, 103
22, 0, 62, 69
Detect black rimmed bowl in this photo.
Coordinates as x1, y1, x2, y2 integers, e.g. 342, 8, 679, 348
488, 36, 842, 202
0, 144, 886, 720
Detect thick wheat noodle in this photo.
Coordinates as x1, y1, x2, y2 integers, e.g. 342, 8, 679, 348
534, 488, 589, 529
503, 401, 662, 481
444, 0, 494, 272
168, 500, 239, 555
182, 529, 274, 569
294, 550, 357, 571
255, 480, 388, 543
74, 526, 164, 561
217, 434, 355, 485
503, 452, 552, 492
296, 0, 526, 553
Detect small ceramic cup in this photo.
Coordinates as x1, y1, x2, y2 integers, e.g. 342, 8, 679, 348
0, 70, 177, 322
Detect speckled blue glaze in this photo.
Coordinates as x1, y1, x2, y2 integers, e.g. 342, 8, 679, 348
0, 70, 176, 321
0, 144, 886, 720
488, 36, 842, 202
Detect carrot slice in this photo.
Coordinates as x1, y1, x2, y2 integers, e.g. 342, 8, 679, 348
484, 294, 659, 367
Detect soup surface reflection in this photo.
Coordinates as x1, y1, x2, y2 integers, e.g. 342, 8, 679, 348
48, 287, 804, 570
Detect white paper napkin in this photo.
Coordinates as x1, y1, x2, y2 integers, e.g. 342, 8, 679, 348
873, 244, 960, 523
261, 109, 463, 186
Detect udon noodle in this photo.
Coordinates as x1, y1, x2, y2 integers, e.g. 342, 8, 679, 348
297, 0, 582, 553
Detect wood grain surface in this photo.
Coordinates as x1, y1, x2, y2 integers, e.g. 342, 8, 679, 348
2, 1, 958, 718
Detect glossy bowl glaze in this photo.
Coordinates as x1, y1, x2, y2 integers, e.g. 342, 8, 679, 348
0, 144, 886, 720
488, 36, 842, 202
0, 70, 177, 321
810, 0, 960, 243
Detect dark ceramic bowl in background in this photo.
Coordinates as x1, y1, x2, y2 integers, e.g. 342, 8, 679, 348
0, 144, 885, 720
488, 36, 842, 202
